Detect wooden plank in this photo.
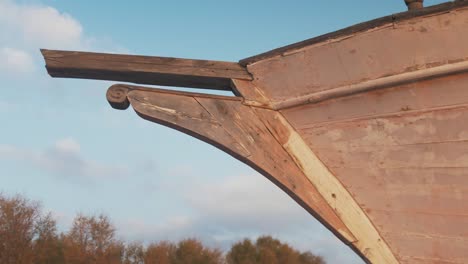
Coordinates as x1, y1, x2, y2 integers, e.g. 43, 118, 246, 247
330, 167, 468, 190
400, 256, 466, 264
369, 209, 468, 240
271, 60, 468, 110
325, 172, 468, 263
244, 7, 468, 104
384, 233, 468, 264
313, 140, 468, 169
41, 49, 252, 90
328, 167, 468, 238
356, 184, 468, 216
315, 157, 468, 262
294, 95, 468, 261
240, 1, 468, 66
252, 109, 399, 264
299, 103, 468, 149
327, 167, 468, 218
283, 73, 468, 129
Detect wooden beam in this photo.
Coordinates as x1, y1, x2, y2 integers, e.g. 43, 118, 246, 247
41, 49, 252, 90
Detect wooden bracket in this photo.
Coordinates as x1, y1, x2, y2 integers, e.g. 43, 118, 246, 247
105, 83, 357, 245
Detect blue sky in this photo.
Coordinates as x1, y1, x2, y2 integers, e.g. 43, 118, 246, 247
0, 0, 448, 263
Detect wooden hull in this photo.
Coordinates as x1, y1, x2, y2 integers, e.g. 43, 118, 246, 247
42, 2, 468, 263
239, 3, 468, 263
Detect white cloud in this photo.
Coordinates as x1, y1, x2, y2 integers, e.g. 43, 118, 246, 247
18, 5, 83, 48
0, 47, 34, 73
118, 216, 194, 242
0, 0, 126, 78
0, 138, 128, 180
0, 0, 85, 74
185, 174, 311, 232
0, 0, 84, 50
54, 137, 81, 154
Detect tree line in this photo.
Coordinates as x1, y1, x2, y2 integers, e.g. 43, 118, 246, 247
0, 193, 325, 264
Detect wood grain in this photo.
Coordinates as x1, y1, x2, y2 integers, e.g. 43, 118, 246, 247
295, 87, 468, 263
114, 85, 356, 250
41, 49, 252, 90
254, 110, 399, 264
283, 73, 468, 129
385, 234, 468, 264
298, 104, 468, 150
245, 6, 468, 105
240, 1, 468, 66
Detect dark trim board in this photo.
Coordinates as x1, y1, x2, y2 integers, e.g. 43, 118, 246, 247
41, 49, 252, 90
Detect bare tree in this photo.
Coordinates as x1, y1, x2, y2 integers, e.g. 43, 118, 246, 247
227, 236, 325, 264
226, 239, 257, 264
0, 194, 41, 264
63, 214, 123, 264
144, 241, 175, 264
1, 193, 327, 264
123, 242, 145, 264
173, 238, 223, 264
33, 213, 64, 264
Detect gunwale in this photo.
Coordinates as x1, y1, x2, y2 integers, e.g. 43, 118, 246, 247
240, 0, 468, 66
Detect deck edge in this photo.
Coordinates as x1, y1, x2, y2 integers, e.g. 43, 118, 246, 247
240, 0, 468, 66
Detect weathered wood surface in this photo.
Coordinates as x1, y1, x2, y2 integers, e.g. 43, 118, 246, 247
270, 60, 468, 110
106, 83, 399, 264
233, 3, 468, 263
106, 84, 357, 246
252, 108, 398, 264
282, 72, 468, 263
243, 5, 468, 106
284, 73, 468, 130
240, 0, 468, 66
41, 49, 252, 90
231, 79, 270, 108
